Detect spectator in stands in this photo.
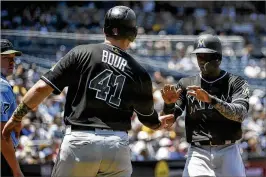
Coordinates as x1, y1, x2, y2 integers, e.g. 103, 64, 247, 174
168, 42, 185, 70
178, 45, 198, 71
153, 71, 166, 88
246, 136, 265, 157
241, 44, 254, 64
155, 137, 173, 160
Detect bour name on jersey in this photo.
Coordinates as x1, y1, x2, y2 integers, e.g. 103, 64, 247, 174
102, 50, 128, 72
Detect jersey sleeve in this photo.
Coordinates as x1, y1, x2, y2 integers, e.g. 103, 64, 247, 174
0, 84, 16, 122
231, 77, 250, 109
41, 48, 77, 95
210, 76, 250, 122
133, 72, 155, 116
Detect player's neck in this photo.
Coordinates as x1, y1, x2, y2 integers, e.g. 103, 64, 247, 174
104, 38, 129, 51
202, 69, 222, 79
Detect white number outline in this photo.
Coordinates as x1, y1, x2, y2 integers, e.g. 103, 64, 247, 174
89, 69, 112, 101
109, 75, 126, 106
89, 69, 126, 107
1, 102, 10, 114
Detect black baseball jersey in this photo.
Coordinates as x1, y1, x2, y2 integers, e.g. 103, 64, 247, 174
172, 70, 250, 142
41, 43, 159, 131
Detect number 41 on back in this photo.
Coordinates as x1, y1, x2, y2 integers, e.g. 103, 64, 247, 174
89, 69, 126, 107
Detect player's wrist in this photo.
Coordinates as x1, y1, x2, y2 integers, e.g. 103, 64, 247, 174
206, 94, 212, 103
153, 122, 162, 130
164, 98, 179, 105
208, 95, 218, 105
163, 103, 175, 115
12, 101, 32, 122
164, 103, 175, 107
11, 116, 22, 122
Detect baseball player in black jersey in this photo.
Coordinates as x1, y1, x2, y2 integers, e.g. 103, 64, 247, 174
162, 34, 249, 177
2, 6, 175, 177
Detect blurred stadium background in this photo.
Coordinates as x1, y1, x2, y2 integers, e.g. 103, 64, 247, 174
1, 1, 266, 177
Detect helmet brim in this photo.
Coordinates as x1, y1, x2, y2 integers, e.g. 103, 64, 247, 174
191, 48, 218, 54
1, 49, 22, 56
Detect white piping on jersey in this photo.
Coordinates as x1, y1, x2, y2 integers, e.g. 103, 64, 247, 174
134, 108, 154, 116
0, 77, 10, 86
227, 83, 231, 99
41, 76, 62, 93
0, 82, 12, 94
199, 72, 227, 84
176, 104, 184, 112
232, 98, 249, 103
2, 92, 13, 103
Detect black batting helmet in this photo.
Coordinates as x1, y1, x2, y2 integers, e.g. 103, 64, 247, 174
104, 6, 137, 42
191, 34, 222, 55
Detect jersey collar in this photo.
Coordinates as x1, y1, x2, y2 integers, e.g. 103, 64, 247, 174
103, 43, 126, 53
1, 73, 7, 80
200, 70, 227, 84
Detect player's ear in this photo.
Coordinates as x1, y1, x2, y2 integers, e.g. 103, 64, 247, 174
214, 59, 221, 67
216, 54, 222, 65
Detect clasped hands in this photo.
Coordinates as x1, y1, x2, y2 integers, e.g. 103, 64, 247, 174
161, 84, 212, 104
157, 84, 212, 130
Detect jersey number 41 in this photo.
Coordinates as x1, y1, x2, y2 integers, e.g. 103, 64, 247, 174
89, 69, 126, 107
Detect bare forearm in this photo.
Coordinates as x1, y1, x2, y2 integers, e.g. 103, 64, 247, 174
22, 80, 54, 109
1, 135, 20, 172
12, 80, 54, 121
210, 96, 248, 122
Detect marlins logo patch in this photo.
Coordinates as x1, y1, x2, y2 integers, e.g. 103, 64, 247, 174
112, 47, 120, 55
197, 39, 206, 48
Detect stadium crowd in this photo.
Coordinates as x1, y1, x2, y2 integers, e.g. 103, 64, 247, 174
1, 1, 266, 53
1, 1, 265, 165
